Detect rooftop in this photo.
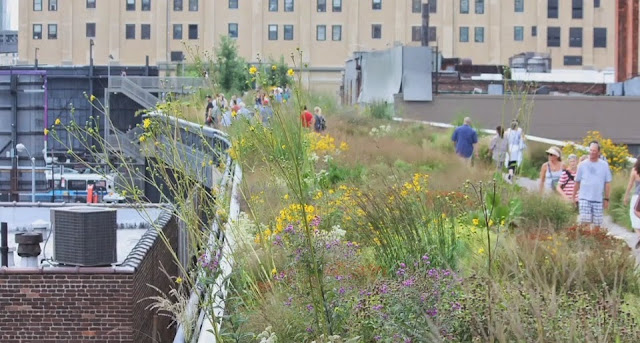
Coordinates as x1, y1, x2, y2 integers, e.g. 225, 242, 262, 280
0, 203, 166, 268
471, 69, 616, 84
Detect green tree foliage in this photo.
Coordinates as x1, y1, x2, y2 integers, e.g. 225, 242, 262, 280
214, 36, 250, 93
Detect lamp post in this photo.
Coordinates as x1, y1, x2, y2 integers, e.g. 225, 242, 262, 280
16, 143, 35, 203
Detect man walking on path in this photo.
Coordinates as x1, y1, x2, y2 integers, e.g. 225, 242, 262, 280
451, 117, 478, 165
573, 141, 612, 228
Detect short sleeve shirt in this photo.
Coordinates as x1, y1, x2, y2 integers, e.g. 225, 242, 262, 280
451, 125, 478, 158
575, 159, 612, 202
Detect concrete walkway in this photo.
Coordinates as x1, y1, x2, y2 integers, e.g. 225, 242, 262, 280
512, 175, 640, 263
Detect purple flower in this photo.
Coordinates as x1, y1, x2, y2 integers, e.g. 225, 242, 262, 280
380, 284, 389, 294
306, 327, 314, 333
426, 308, 438, 317
402, 278, 416, 288
372, 304, 384, 311
451, 302, 461, 311
399, 262, 406, 268
374, 336, 382, 341
422, 254, 429, 261
306, 304, 314, 312
284, 297, 293, 307
405, 339, 412, 343
396, 268, 406, 276
335, 275, 344, 281
284, 224, 295, 234
311, 216, 321, 227
338, 287, 345, 295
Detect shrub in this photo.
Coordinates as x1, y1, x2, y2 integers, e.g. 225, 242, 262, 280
562, 131, 632, 173
515, 192, 576, 230
365, 101, 393, 120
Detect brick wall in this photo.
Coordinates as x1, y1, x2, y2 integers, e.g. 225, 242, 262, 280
0, 216, 179, 343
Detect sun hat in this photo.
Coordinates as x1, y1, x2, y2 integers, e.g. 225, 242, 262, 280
545, 146, 562, 158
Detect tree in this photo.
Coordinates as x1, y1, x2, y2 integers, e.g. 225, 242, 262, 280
214, 36, 250, 93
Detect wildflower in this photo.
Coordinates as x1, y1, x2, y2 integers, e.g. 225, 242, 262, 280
231, 111, 237, 118
372, 304, 384, 311
489, 219, 494, 227
139, 135, 146, 143
175, 276, 183, 284
43, 128, 49, 135
271, 267, 277, 276
249, 65, 257, 75
472, 218, 479, 226
283, 194, 289, 200
478, 248, 485, 255
281, 144, 286, 149
306, 304, 314, 312
441, 213, 447, 219
54, 118, 61, 125
339, 141, 349, 151
143, 118, 151, 129
287, 68, 294, 76
90, 94, 96, 102
271, 65, 277, 70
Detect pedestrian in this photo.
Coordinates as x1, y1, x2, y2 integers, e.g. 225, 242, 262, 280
313, 106, 326, 133
539, 146, 563, 193
489, 125, 508, 169
205, 95, 216, 127
556, 154, 579, 206
451, 117, 478, 165
504, 120, 526, 183
623, 157, 640, 248
573, 141, 612, 229
301, 105, 314, 129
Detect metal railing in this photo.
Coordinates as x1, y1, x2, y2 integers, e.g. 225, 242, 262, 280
109, 76, 207, 94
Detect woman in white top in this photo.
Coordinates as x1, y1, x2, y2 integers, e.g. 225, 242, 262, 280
539, 146, 564, 194
504, 120, 526, 182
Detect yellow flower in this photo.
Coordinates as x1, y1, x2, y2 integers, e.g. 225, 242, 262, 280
90, 94, 96, 102
281, 144, 286, 149
43, 128, 49, 135
287, 68, 295, 76
441, 213, 447, 219
284, 194, 289, 200
283, 99, 287, 103
231, 111, 237, 118
488, 219, 494, 227
249, 66, 257, 75
54, 118, 61, 125
271, 267, 277, 276
176, 276, 183, 284
139, 135, 146, 143
472, 218, 479, 226
339, 142, 349, 151
143, 118, 151, 129
500, 219, 505, 226
478, 248, 485, 255
271, 65, 277, 70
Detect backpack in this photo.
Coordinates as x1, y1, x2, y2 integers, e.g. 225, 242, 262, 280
314, 114, 326, 132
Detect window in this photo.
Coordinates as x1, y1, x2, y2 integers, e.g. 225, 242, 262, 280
317, 0, 326, 12
125, 24, 135, 39
474, 27, 484, 42
284, 25, 293, 40
33, 24, 42, 39
228, 23, 238, 38
284, 0, 293, 11
514, 26, 523, 41
126, 0, 135, 11
268, 24, 278, 40
142, 0, 150, 11
593, 27, 606, 48
532, 26, 537, 36
174, 0, 182, 10
428, 27, 436, 41
86, 23, 96, 37
594, 0, 600, 8
429, 0, 437, 13
34, 0, 42, 11
173, 24, 182, 39
333, 0, 342, 12
547, 26, 560, 47
269, 0, 277, 11
547, 0, 558, 18
460, 0, 469, 14
188, 24, 198, 39
68, 180, 87, 191
49, 0, 58, 11
572, 0, 582, 19
514, 0, 523, 12
372, 24, 382, 39
189, 0, 198, 11
170, 51, 184, 62
372, 0, 381, 10
569, 27, 582, 47
412, 0, 421, 13
412, 26, 421, 41
317, 25, 326, 40
459, 26, 469, 42
48, 24, 57, 39
141, 24, 151, 40
564, 55, 582, 66
332, 25, 342, 41
475, 0, 484, 14
229, 0, 238, 9
86, 0, 96, 8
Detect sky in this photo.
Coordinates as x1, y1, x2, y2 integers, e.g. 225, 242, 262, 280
5, 0, 17, 30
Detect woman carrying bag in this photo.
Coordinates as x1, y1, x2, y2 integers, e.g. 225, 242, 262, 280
623, 158, 640, 248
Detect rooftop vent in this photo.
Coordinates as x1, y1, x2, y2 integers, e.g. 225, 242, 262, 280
52, 207, 117, 266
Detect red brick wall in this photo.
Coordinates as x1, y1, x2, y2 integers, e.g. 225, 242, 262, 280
0, 273, 134, 342
0, 216, 180, 343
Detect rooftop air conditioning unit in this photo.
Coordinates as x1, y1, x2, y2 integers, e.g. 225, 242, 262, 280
52, 207, 117, 266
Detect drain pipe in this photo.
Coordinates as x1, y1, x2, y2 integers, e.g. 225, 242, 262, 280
1, 222, 7, 267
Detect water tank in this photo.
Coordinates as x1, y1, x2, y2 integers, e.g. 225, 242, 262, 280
52, 207, 117, 266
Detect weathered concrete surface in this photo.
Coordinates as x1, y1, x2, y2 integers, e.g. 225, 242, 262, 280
396, 94, 640, 145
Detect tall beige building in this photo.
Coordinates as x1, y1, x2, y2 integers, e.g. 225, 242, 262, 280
19, 0, 616, 90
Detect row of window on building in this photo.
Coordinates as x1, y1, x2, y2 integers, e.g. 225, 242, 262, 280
32, 0, 200, 11
416, 0, 601, 17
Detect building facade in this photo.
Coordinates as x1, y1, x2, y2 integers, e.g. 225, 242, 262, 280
19, 0, 618, 90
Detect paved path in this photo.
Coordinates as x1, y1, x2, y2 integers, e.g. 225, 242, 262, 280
512, 175, 640, 264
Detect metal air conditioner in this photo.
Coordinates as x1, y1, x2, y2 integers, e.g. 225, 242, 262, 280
52, 207, 117, 266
